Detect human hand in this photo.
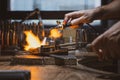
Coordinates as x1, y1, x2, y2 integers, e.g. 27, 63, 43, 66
64, 9, 96, 26
91, 22, 120, 61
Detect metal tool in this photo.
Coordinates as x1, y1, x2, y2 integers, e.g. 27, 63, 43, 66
20, 8, 44, 29
55, 18, 72, 29
54, 20, 72, 34
55, 17, 100, 34
0, 70, 31, 80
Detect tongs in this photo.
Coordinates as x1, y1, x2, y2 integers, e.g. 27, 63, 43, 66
55, 18, 100, 34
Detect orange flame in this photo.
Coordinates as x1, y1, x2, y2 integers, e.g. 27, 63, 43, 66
24, 28, 62, 51
24, 30, 46, 51
49, 29, 62, 39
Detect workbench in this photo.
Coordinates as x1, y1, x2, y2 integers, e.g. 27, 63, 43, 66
0, 51, 120, 80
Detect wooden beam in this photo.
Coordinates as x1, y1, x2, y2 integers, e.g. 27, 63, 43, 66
1, 11, 73, 20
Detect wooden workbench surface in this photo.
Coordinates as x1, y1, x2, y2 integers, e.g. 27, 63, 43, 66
0, 56, 120, 80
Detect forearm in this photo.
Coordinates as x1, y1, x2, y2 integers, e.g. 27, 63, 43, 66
93, 0, 120, 20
